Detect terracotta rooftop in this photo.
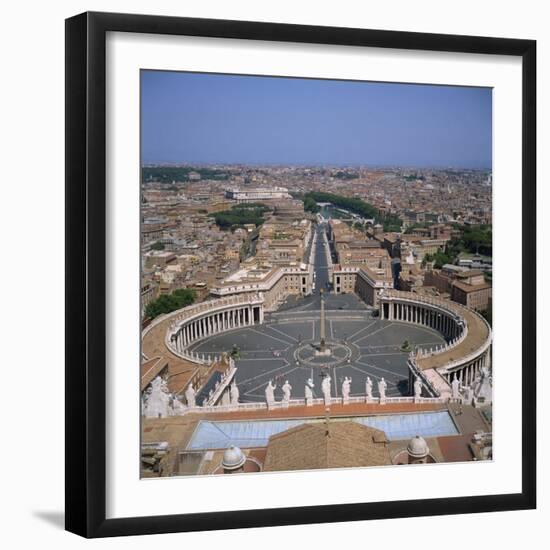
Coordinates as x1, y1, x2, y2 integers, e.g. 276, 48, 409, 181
456, 269, 485, 278
452, 281, 492, 293
263, 421, 391, 472
140, 356, 168, 391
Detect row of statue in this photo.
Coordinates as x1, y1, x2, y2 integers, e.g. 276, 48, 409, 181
450, 366, 492, 404
264, 374, 391, 405
180, 357, 238, 408
142, 376, 187, 418
184, 379, 240, 408
143, 366, 490, 418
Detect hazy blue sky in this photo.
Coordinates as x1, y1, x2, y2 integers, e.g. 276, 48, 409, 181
141, 70, 492, 169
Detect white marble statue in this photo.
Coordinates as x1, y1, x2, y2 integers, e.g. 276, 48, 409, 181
143, 376, 171, 418
414, 376, 423, 399
171, 395, 186, 415
451, 375, 461, 399
265, 380, 276, 406
365, 377, 373, 400
282, 380, 292, 403
473, 366, 492, 405
321, 375, 332, 405
220, 389, 230, 406
141, 386, 153, 416
305, 378, 314, 405
185, 383, 196, 407
342, 376, 352, 403
230, 383, 240, 405
463, 384, 473, 405
378, 377, 387, 401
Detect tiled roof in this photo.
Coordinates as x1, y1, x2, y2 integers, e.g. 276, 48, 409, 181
263, 422, 391, 471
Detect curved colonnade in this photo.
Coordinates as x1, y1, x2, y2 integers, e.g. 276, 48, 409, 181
158, 294, 266, 364
379, 290, 492, 398
142, 288, 491, 401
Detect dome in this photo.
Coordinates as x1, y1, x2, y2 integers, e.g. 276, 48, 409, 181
222, 445, 246, 470
407, 435, 429, 458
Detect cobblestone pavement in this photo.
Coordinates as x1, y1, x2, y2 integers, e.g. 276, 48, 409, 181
189, 292, 445, 402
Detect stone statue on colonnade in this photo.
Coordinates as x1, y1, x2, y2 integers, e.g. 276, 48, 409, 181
451, 375, 460, 399
305, 378, 314, 406
230, 383, 240, 405
365, 377, 373, 400
342, 377, 352, 404
265, 380, 275, 407
463, 385, 473, 405
414, 376, 423, 399
185, 383, 196, 407
282, 380, 292, 404
378, 378, 387, 402
473, 366, 492, 405
171, 395, 186, 415
143, 376, 171, 418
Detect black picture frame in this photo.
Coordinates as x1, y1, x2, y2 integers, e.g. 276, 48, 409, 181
65, 11, 536, 538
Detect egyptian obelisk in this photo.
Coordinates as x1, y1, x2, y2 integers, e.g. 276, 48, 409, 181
319, 288, 326, 352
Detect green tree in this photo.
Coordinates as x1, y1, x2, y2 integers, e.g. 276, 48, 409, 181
303, 191, 402, 230
400, 339, 413, 352
150, 241, 165, 251
145, 288, 196, 319
208, 203, 271, 230
422, 251, 452, 268
303, 196, 320, 213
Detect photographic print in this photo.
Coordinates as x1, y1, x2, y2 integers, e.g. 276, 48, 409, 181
140, 70, 493, 478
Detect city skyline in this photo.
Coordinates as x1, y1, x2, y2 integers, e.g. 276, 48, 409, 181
141, 70, 492, 169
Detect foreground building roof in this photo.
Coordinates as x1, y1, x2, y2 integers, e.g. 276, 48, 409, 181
263, 421, 391, 472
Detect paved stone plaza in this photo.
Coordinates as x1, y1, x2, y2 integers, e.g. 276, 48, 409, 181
189, 292, 446, 402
